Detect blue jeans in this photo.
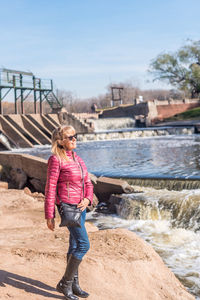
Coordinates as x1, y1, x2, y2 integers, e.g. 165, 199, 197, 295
67, 209, 90, 260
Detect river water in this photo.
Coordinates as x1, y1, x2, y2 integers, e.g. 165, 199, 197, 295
12, 134, 200, 298
15, 134, 200, 179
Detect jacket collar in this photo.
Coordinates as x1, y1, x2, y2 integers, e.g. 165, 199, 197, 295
66, 150, 76, 160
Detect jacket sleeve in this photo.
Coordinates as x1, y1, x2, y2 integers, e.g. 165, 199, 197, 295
77, 156, 94, 205
45, 155, 60, 219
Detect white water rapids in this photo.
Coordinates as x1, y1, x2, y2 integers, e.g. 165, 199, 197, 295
87, 186, 200, 299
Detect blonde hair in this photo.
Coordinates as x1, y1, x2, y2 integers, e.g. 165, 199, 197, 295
51, 125, 76, 161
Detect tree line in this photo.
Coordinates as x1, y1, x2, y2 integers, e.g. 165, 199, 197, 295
56, 85, 183, 114
57, 39, 200, 113
2, 40, 199, 114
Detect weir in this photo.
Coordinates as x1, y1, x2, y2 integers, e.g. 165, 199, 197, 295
78, 126, 194, 142
21, 115, 51, 144
0, 111, 96, 150
26, 114, 52, 138
123, 176, 200, 191
89, 117, 136, 132
0, 116, 196, 150
0, 115, 33, 148
0, 114, 58, 149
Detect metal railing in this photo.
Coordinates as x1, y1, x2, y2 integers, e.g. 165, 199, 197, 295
0, 68, 52, 90
0, 68, 62, 113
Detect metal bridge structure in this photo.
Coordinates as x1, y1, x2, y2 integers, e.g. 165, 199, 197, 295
0, 68, 63, 114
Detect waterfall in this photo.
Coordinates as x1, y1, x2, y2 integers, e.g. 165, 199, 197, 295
124, 177, 200, 190
78, 127, 194, 142
0, 132, 12, 150
89, 117, 135, 132
111, 188, 200, 231
88, 186, 200, 298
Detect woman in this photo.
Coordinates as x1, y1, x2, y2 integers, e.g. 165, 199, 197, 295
45, 125, 93, 300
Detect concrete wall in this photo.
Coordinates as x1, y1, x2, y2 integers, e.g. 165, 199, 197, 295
0, 112, 93, 150
0, 115, 33, 148
99, 103, 148, 119
98, 99, 200, 124
156, 102, 200, 120
58, 112, 93, 133
21, 115, 51, 144
146, 98, 200, 122
0, 153, 47, 182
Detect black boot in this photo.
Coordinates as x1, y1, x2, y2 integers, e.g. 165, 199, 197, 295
56, 255, 81, 300
67, 254, 89, 298
73, 274, 89, 298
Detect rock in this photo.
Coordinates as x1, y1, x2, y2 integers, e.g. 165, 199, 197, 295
29, 178, 45, 193
108, 194, 123, 213
0, 181, 8, 189
23, 187, 45, 202
24, 187, 32, 196
84, 229, 195, 300
0, 153, 47, 182
32, 192, 45, 202
0, 164, 9, 181
94, 176, 134, 202
10, 168, 27, 189
95, 202, 110, 213
85, 222, 99, 233
89, 172, 97, 185
0, 164, 3, 174
21, 155, 47, 182
108, 193, 147, 217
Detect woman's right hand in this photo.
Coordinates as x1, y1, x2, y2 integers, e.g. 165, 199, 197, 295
47, 218, 55, 231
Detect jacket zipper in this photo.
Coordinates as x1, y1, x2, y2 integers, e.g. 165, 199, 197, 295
72, 152, 84, 201
67, 181, 70, 201
78, 162, 84, 200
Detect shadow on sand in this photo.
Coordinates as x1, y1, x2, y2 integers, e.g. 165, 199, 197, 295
0, 269, 63, 299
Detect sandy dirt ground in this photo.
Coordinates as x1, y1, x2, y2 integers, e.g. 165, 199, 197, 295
0, 187, 195, 300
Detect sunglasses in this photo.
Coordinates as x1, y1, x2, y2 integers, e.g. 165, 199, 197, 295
64, 134, 77, 141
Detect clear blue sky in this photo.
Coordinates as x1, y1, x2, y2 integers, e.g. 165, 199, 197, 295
1, 0, 200, 99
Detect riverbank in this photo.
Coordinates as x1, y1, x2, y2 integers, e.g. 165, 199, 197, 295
0, 185, 195, 300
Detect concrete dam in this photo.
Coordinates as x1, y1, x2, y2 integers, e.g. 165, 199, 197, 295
0, 112, 93, 150
0, 114, 59, 150
1, 98, 200, 150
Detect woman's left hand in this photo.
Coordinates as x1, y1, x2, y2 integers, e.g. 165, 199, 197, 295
77, 198, 90, 211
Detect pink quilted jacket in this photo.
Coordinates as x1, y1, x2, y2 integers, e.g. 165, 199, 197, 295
45, 151, 93, 219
